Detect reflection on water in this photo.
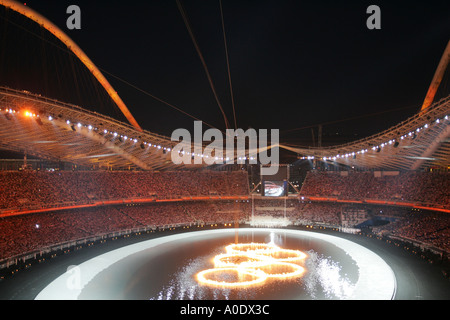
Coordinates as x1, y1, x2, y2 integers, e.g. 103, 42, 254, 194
152, 253, 262, 300
150, 232, 358, 300
303, 250, 355, 299
38, 228, 401, 300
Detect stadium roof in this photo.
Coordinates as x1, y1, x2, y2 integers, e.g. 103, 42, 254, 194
0, 87, 183, 171
1, 2, 448, 172
1, 86, 449, 171
281, 95, 450, 170
283, 40, 450, 171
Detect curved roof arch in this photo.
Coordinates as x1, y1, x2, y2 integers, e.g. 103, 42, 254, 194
0, 0, 142, 131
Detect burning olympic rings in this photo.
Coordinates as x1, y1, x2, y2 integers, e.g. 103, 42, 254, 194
196, 243, 307, 288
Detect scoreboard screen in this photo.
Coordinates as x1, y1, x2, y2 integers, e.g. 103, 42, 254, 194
263, 181, 286, 197
261, 165, 288, 197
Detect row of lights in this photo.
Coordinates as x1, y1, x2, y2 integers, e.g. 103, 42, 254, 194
4, 107, 264, 162
1, 107, 39, 117
61, 118, 235, 160
1, 107, 42, 117
300, 114, 449, 161
0, 107, 175, 153
11, 106, 448, 163
51, 113, 175, 153
1, 108, 17, 114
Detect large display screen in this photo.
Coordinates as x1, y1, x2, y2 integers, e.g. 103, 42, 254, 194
261, 165, 288, 197
263, 181, 286, 197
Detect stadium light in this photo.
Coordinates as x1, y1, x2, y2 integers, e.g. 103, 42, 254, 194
310, 112, 450, 163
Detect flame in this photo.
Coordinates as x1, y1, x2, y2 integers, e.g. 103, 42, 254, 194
196, 243, 307, 288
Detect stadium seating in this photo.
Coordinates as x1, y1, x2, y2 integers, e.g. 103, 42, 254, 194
0, 201, 250, 260
0, 169, 449, 263
0, 170, 250, 210
299, 170, 450, 207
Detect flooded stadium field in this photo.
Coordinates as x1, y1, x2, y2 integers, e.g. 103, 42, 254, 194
35, 229, 396, 300
1, 226, 449, 301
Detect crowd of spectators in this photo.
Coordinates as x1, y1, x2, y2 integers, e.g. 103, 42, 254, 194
0, 168, 448, 263
0, 200, 251, 260
299, 170, 450, 208
372, 210, 450, 252
0, 169, 249, 260
251, 199, 342, 225
0, 170, 249, 210
252, 198, 449, 253
1, 197, 449, 261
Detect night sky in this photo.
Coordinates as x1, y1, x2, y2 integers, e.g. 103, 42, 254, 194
1, 0, 449, 156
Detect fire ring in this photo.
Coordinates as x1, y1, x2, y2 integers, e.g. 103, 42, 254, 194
196, 242, 307, 288
196, 267, 268, 288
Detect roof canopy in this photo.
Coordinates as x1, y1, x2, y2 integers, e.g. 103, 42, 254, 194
282, 96, 450, 170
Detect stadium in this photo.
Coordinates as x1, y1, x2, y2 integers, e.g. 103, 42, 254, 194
0, 1, 449, 303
